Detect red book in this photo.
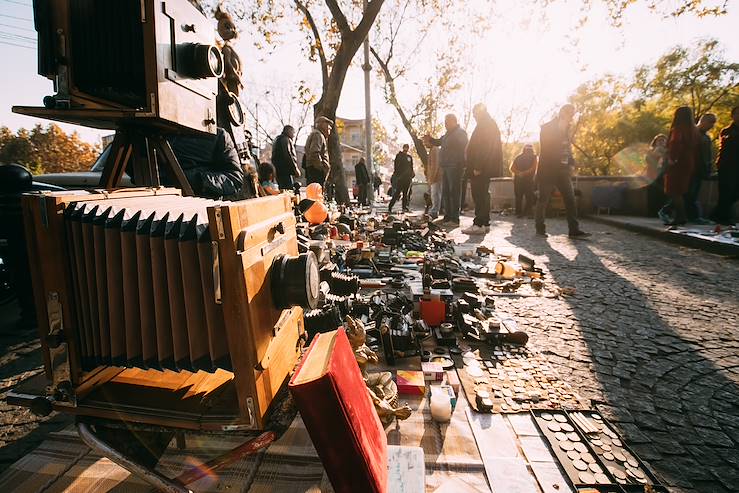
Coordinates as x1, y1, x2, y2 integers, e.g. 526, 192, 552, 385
289, 329, 388, 493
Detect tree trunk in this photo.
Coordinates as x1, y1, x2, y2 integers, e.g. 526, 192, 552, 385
313, 101, 350, 204
312, 46, 361, 204
298, 0, 386, 205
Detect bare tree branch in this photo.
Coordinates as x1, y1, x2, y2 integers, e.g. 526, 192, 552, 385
294, 0, 329, 89
324, 0, 351, 36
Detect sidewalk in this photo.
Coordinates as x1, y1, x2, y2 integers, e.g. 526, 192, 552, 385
588, 215, 739, 256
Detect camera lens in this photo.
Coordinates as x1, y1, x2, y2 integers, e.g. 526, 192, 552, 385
178, 43, 224, 79
207, 46, 224, 77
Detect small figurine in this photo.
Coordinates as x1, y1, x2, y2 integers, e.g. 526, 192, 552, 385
215, 6, 243, 96
344, 316, 412, 424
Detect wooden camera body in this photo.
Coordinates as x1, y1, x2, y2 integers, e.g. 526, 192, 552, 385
14, 0, 221, 134
10, 190, 312, 431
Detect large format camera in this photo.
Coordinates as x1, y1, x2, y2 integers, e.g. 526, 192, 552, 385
15, 0, 223, 134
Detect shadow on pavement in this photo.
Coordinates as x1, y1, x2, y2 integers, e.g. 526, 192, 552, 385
503, 218, 739, 492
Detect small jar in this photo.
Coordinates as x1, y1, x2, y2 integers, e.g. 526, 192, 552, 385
429, 387, 452, 422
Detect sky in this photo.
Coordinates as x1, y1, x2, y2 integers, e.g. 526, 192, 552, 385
1, 0, 737, 148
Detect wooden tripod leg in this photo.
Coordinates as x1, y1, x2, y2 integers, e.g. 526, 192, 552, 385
130, 133, 151, 187
99, 131, 133, 190
153, 136, 194, 196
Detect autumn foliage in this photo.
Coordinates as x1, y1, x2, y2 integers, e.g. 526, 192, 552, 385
0, 124, 100, 175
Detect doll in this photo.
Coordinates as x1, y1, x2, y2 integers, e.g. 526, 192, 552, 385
344, 316, 412, 424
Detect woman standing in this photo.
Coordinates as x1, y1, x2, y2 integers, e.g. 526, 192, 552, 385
662, 107, 700, 225
645, 134, 667, 218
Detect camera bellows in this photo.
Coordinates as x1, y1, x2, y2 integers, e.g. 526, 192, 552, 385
64, 196, 229, 372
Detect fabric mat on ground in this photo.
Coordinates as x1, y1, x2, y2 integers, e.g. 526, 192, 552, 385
0, 393, 489, 492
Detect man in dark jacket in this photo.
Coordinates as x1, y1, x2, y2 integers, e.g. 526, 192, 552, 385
710, 106, 739, 225
510, 144, 537, 217
685, 113, 716, 222
388, 144, 415, 213
424, 114, 468, 225
462, 103, 503, 234
167, 127, 244, 199
271, 125, 300, 190
355, 157, 371, 206
534, 104, 589, 238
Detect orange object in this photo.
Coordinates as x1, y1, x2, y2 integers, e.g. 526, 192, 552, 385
306, 183, 323, 201
304, 200, 328, 224
420, 299, 446, 326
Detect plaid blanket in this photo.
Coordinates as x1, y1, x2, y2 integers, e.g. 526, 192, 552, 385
0, 394, 489, 492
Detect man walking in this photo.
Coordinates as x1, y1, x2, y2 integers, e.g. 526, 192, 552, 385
424, 114, 468, 226
304, 116, 333, 186
462, 103, 503, 234
534, 104, 589, 238
710, 106, 739, 225
271, 125, 300, 190
388, 144, 415, 213
685, 113, 717, 222
510, 144, 537, 217
355, 157, 371, 206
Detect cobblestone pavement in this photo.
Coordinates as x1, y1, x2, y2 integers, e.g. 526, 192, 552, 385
481, 215, 739, 492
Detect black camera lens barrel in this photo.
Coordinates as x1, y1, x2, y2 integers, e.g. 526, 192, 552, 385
270, 252, 320, 310
178, 43, 224, 79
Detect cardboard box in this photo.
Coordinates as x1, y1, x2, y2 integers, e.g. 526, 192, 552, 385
396, 370, 426, 396
422, 362, 444, 382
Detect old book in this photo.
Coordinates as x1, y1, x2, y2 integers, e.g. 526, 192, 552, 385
289, 329, 387, 493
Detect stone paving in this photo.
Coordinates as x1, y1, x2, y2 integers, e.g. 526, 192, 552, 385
479, 215, 739, 493
1, 212, 738, 492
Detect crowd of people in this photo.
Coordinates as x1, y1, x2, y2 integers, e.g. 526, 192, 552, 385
415, 103, 590, 237
650, 105, 738, 226
265, 102, 738, 233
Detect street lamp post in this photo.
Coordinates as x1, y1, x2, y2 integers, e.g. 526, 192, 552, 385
362, 0, 374, 203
